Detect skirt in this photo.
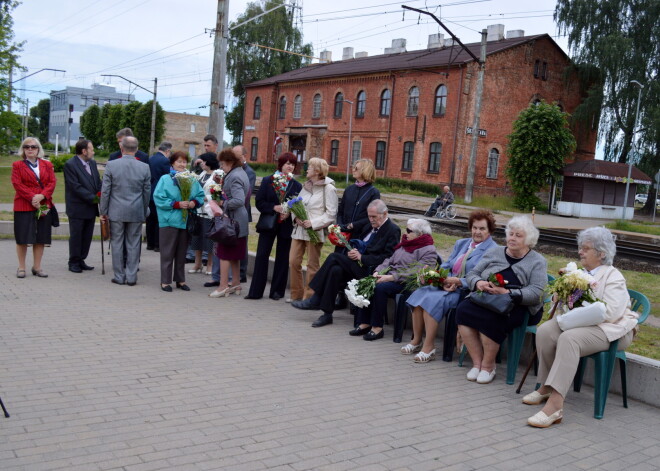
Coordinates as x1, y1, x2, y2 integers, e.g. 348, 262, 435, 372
14, 211, 52, 245
455, 297, 532, 344
406, 286, 461, 323
216, 236, 247, 261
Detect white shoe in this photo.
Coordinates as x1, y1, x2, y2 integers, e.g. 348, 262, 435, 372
466, 367, 480, 381
476, 368, 496, 384
400, 343, 422, 355
188, 268, 202, 274
522, 390, 552, 405
413, 349, 436, 363
527, 409, 563, 428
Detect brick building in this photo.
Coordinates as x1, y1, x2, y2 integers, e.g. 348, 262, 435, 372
243, 28, 596, 197
163, 111, 209, 157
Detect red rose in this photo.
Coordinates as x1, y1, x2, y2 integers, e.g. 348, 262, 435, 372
496, 274, 505, 286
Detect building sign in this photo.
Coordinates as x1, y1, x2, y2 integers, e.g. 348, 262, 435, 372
245, 125, 255, 131
466, 127, 487, 137
564, 172, 651, 185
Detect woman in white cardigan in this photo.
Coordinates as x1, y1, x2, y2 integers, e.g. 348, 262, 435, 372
524, 226, 639, 428
288, 157, 338, 302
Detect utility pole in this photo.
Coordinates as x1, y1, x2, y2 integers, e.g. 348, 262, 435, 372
208, 0, 230, 140
622, 80, 644, 219
464, 29, 487, 204
149, 78, 158, 153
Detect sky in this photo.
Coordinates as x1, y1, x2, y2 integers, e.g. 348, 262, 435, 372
12, 0, 568, 143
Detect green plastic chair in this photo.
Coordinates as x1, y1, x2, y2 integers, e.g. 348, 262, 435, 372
457, 274, 555, 385
573, 289, 651, 419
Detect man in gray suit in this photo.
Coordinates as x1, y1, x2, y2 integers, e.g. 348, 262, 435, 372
99, 136, 151, 286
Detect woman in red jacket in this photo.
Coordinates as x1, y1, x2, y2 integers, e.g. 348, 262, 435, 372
11, 137, 57, 278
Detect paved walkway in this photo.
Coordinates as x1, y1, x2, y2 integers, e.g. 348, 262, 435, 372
0, 239, 658, 471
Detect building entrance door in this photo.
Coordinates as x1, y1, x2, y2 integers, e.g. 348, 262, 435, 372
290, 135, 307, 164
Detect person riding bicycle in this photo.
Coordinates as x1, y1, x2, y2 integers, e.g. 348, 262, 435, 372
426, 185, 454, 216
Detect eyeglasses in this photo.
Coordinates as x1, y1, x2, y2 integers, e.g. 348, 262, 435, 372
23, 145, 38, 149
406, 228, 413, 234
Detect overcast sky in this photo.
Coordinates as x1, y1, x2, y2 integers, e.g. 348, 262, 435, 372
13, 0, 567, 142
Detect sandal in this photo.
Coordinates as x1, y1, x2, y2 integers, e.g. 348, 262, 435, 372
16, 268, 26, 279
414, 349, 436, 363
400, 343, 422, 355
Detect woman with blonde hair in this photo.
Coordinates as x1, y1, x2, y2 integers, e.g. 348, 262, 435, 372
288, 157, 338, 302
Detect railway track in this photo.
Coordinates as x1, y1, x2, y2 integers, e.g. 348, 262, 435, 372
387, 204, 660, 266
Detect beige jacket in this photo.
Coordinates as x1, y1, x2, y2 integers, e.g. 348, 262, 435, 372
591, 265, 639, 341
291, 177, 338, 243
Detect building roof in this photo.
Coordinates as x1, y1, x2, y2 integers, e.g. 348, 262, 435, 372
246, 34, 552, 87
562, 160, 652, 184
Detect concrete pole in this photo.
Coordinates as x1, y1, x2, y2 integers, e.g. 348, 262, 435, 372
149, 77, 158, 154
464, 29, 487, 204
208, 0, 230, 141
622, 80, 643, 219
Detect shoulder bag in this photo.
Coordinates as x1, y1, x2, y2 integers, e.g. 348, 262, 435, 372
186, 209, 202, 237
206, 214, 240, 246
467, 284, 522, 316
255, 212, 278, 233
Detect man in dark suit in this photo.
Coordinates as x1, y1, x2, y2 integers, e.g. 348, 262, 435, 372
292, 199, 401, 328
235, 144, 256, 283
64, 139, 103, 273
146, 141, 173, 251
108, 128, 150, 164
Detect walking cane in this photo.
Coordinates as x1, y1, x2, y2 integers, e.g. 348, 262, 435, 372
100, 216, 110, 275
516, 300, 559, 394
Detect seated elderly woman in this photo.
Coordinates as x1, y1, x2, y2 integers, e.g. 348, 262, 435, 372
524, 226, 639, 428
350, 218, 438, 341
403, 210, 498, 362
456, 215, 547, 384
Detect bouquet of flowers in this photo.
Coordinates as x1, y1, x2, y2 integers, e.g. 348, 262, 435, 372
286, 196, 320, 243
547, 262, 599, 313
272, 171, 292, 204
404, 264, 450, 292
345, 268, 390, 308
327, 224, 352, 248
92, 191, 101, 204
173, 170, 197, 221
209, 183, 224, 202
35, 204, 49, 219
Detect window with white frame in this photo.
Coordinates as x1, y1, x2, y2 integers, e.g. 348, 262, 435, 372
486, 148, 499, 179
351, 140, 362, 163
293, 95, 302, 119
312, 94, 322, 118
407, 87, 419, 116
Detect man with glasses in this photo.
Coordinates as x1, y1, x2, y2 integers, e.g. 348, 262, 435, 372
292, 199, 400, 328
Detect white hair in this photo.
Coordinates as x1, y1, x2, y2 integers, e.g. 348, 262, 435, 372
505, 215, 539, 248
368, 199, 388, 214
577, 226, 616, 265
407, 218, 432, 235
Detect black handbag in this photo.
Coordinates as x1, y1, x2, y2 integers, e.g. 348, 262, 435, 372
206, 214, 240, 245
467, 285, 521, 316
255, 212, 278, 233
186, 210, 202, 236
50, 205, 60, 227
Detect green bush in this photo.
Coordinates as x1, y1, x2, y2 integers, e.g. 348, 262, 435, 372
249, 162, 277, 173
47, 154, 71, 172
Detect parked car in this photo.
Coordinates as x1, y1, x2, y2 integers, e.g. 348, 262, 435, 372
635, 194, 648, 204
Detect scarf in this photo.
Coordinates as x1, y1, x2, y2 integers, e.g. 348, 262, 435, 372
393, 233, 434, 253
355, 181, 368, 187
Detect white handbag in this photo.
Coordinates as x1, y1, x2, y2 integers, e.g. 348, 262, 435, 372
557, 301, 607, 331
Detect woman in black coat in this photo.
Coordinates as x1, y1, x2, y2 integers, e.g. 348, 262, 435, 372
336, 159, 380, 244
245, 153, 302, 300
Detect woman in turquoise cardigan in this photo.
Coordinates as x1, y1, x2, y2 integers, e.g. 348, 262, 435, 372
154, 151, 205, 292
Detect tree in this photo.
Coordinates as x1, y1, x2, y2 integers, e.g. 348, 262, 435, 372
133, 100, 165, 152
555, 0, 660, 163
28, 98, 49, 142
226, 0, 313, 141
0, 0, 23, 109
506, 102, 576, 210
120, 100, 142, 131
80, 104, 103, 145
103, 103, 123, 152
0, 109, 21, 151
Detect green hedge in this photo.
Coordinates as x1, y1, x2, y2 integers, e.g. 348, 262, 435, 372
47, 154, 71, 173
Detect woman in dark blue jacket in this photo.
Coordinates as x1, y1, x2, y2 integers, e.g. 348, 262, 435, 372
245, 153, 302, 300
336, 159, 380, 240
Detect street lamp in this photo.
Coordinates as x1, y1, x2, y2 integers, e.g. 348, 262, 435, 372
101, 74, 158, 153
344, 99, 354, 185
622, 80, 644, 219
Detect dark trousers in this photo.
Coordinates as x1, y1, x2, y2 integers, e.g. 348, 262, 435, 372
146, 200, 159, 249
159, 226, 190, 284
247, 231, 292, 298
356, 281, 405, 328
68, 217, 95, 266
309, 252, 368, 315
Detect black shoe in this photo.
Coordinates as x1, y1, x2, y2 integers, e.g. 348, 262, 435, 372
111, 279, 126, 285
80, 261, 94, 270
127, 281, 136, 286
363, 330, 384, 341
146, 245, 155, 250
312, 314, 333, 328
185, 258, 195, 264
240, 277, 247, 283
292, 299, 320, 310
334, 292, 348, 310
204, 281, 220, 287
154, 247, 160, 252
68, 264, 83, 273
269, 293, 282, 301
244, 295, 261, 300
349, 326, 371, 336
161, 284, 172, 292
176, 283, 190, 291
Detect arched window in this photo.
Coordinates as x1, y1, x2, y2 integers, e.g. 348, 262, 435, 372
250, 137, 258, 161
312, 94, 322, 118
434, 85, 447, 116
428, 142, 442, 173
486, 148, 499, 179
253, 97, 261, 119
330, 140, 339, 165
380, 89, 391, 116
278, 96, 287, 119
356, 91, 366, 118
375, 141, 386, 169
407, 87, 419, 116
402, 141, 414, 171
334, 92, 343, 118
293, 95, 302, 119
